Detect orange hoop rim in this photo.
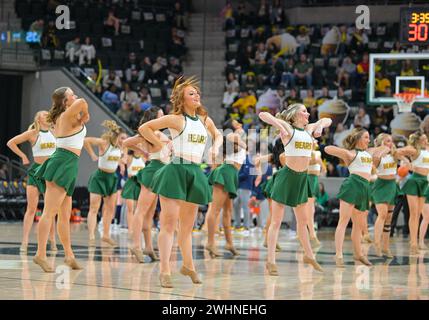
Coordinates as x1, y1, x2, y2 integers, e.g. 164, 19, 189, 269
393, 92, 418, 104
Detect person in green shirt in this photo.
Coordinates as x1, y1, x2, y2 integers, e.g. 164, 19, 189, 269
316, 182, 329, 210
294, 53, 313, 88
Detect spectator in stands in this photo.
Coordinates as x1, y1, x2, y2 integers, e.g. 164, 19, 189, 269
371, 107, 387, 128
242, 106, 259, 130
269, 0, 286, 25
401, 60, 415, 76
335, 56, 356, 88
267, 55, 285, 86
232, 89, 257, 115
266, 31, 298, 56
391, 41, 405, 54
0, 164, 8, 180
138, 87, 152, 104
375, 72, 391, 96
254, 42, 270, 86
65, 36, 81, 64
128, 102, 143, 129
350, 29, 368, 54
354, 107, 371, 129
236, 1, 249, 25
140, 56, 153, 83
316, 182, 329, 213
116, 102, 133, 125
79, 37, 96, 66
281, 58, 295, 89
321, 25, 340, 57
223, 86, 238, 109
42, 20, 60, 49
275, 86, 286, 108
173, 1, 188, 30
243, 72, 258, 91
124, 52, 144, 83
120, 83, 139, 105
414, 104, 428, 120
285, 88, 301, 106
103, 69, 122, 90
256, 0, 269, 25
296, 26, 310, 55
167, 57, 183, 83
326, 162, 339, 177
30, 19, 44, 33
86, 73, 103, 97
356, 52, 370, 88
336, 86, 349, 102
152, 57, 167, 83
228, 107, 241, 122
333, 123, 346, 146
385, 59, 401, 81
221, 1, 235, 29
102, 84, 121, 113
105, 10, 121, 36
253, 26, 267, 44
337, 25, 350, 57
304, 89, 317, 120
225, 72, 240, 92
171, 28, 187, 59
294, 53, 313, 88
316, 86, 332, 106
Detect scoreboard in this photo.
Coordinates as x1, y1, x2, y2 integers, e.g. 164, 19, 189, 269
400, 7, 429, 45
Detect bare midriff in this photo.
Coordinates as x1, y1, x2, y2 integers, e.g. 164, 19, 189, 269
59, 147, 81, 157
308, 170, 320, 176
285, 156, 311, 172
349, 171, 371, 181
99, 167, 116, 174
377, 174, 396, 180
33, 156, 50, 165
174, 153, 203, 164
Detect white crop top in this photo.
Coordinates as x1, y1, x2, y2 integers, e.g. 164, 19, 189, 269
348, 150, 373, 175
376, 154, 397, 176
32, 130, 56, 157
56, 125, 87, 150
412, 149, 429, 169
128, 156, 145, 177
98, 144, 122, 172
225, 148, 247, 165
284, 127, 313, 157
172, 114, 208, 162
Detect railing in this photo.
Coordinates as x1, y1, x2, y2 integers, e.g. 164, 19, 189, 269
0, 155, 26, 181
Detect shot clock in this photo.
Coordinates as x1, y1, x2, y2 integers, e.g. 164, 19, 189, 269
400, 7, 429, 45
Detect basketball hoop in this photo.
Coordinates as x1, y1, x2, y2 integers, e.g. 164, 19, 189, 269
394, 93, 418, 113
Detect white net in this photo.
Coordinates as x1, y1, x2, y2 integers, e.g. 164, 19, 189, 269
394, 93, 417, 113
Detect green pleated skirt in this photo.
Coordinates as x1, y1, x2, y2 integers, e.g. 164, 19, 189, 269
371, 178, 401, 205
88, 169, 118, 197
308, 174, 320, 198
122, 176, 141, 200
27, 162, 46, 194
401, 172, 428, 197
337, 174, 370, 212
136, 160, 164, 189
208, 163, 239, 198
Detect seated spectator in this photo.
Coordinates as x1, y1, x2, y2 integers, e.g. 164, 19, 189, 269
116, 102, 132, 125
228, 107, 241, 121
267, 55, 285, 86
221, 1, 235, 29
385, 59, 401, 80
171, 28, 187, 59
102, 84, 121, 113
30, 19, 44, 33
120, 83, 139, 105
152, 57, 168, 83
79, 37, 96, 66
296, 26, 310, 55
65, 36, 81, 64
167, 57, 183, 83
236, 0, 249, 25
254, 43, 270, 86
337, 25, 350, 56
354, 107, 371, 129
123, 52, 144, 83
238, 44, 255, 73
86, 73, 102, 97
356, 52, 370, 87
140, 56, 153, 83
129, 102, 144, 129
316, 182, 329, 211
371, 107, 387, 128
333, 123, 347, 146
304, 89, 317, 120
375, 72, 391, 95
336, 86, 349, 102
391, 41, 405, 54
275, 86, 286, 108
266, 31, 298, 56
414, 104, 428, 120
335, 56, 356, 88
401, 60, 415, 76
269, 0, 286, 25
243, 72, 258, 91
173, 1, 188, 30
105, 10, 120, 36
138, 87, 152, 104
42, 20, 60, 49
103, 69, 122, 89
285, 88, 301, 106
326, 162, 339, 177
0, 164, 8, 180
316, 86, 332, 106
223, 86, 238, 109
256, 0, 269, 25
321, 26, 340, 57
281, 58, 295, 89
294, 53, 313, 88
232, 89, 257, 115
242, 106, 259, 129
350, 29, 368, 54
225, 72, 240, 92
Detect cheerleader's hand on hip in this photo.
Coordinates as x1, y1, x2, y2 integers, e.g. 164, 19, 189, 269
22, 155, 30, 166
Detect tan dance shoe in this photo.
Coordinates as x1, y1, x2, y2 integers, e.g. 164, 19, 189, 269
33, 256, 54, 273
303, 256, 324, 272
159, 273, 173, 288
265, 262, 278, 276
130, 247, 145, 263
64, 257, 83, 270
180, 266, 202, 284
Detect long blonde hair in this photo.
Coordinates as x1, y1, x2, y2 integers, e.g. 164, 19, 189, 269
170, 76, 208, 123
28, 111, 45, 131
408, 130, 425, 153
47, 87, 69, 124
374, 133, 395, 154
343, 127, 368, 150
276, 103, 304, 125
101, 120, 124, 145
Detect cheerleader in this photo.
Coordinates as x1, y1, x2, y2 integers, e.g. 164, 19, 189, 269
325, 128, 389, 267
307, 140, 326, 247
121, 150, 146, 238
123, 106, 170, 263
139, 76, 223, 288
372, 133, 413, 257
259, 104, 332, 275
33, 87, 89, 272
7, 111, 57, 253
400, 131, 429, 255
84, 121, 127, 247
205, 120, 247, 258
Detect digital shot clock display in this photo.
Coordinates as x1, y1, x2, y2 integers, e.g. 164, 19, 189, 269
400, 7, 429, 45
